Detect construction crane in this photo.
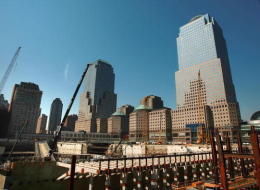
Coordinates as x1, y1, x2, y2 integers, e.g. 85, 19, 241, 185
0, 47, 21, 94
49, 64, 90, 158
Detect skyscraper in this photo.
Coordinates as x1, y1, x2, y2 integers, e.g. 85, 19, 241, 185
8, 82, 42, 136
48, 98, 63, 133
173, 14, 241, 140
75, 60, 117, 132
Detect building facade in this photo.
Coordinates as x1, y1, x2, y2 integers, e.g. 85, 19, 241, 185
96, 118, 108, 133
75, 60, 117, 132
173, 14, 241, 140
48, 98, 63, 134
129, 105, 151, 142
8, 82, 42, 136
140, 95, 163, 110
240, 111, 260, 143
36, 114, 47, 134
63, 114, 78, 131
149, 108, 172, 142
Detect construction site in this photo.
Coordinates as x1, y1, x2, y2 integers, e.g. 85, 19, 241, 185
0, 56, 260, 190
0, 126, 259, 190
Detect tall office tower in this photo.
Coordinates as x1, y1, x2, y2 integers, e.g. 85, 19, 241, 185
8, 82, 42, 136
173, 14, 240, 140
36, 114, 47, 134
48, 98, 63, 133
75, 60, 117, 132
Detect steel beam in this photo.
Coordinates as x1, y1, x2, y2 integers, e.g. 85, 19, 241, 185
215, 129, 228, 189
250, 126, 260, 187
69, 155, 76, 190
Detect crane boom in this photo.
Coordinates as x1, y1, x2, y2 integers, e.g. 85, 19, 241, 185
0, 47, 21, 94
49, 63, 90, 157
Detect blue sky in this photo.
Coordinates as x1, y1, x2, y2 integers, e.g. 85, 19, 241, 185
0, 0, 259, 120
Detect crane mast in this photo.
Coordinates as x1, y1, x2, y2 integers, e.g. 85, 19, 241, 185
0, 47, 21, 94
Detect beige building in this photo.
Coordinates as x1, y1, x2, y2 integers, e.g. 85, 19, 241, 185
129, 105, 151, 142
149, 108, 172, 142
36, 114, 47, 134
8, 82, 42, 137
119, 104, 134, 116
172, 72, 238, 143
107, 111, 128, 138
173, 15, 241, 142
96, 118, 108, 133
75, 118, 96, 132
107, 105, 134, 139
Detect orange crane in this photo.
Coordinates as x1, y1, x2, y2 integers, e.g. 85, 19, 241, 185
0, 47, 21, 94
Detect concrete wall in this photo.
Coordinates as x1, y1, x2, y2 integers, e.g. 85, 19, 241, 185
57, 142, 87, 155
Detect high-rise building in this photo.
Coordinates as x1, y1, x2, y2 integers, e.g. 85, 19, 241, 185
173, 14, 240, 140
8, 82, 42, 136
63, 114, 78, 131
36, 114, 47, 134
75, 60, 117, 132
48, 98, 63, 133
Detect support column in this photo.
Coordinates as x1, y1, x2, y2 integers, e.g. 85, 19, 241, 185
215, 129, 228, 189
250, 126, 260, 187
69, 155, 76, 190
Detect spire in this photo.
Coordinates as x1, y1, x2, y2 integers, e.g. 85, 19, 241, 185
198, 70, 201, 80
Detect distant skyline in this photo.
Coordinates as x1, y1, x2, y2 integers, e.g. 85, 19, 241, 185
0, 0, 259, 120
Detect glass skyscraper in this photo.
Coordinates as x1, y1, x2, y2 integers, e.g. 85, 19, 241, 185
76, 60, 117, 132
173, 14, 241, 139
48, 98, 63, 133
176, 14, 237, 106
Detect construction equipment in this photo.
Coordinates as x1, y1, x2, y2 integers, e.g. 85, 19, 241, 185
0, 47, 21, 94
6, 120, 28, 161
49, 64, 90, 157
108, 139, 122, 157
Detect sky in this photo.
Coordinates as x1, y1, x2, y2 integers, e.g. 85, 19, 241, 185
0, 0, 259, 120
